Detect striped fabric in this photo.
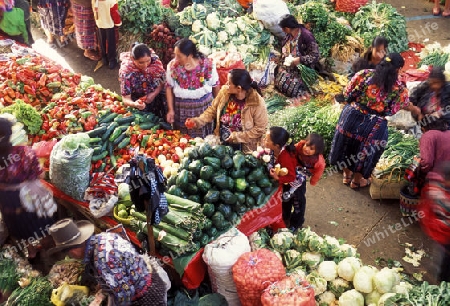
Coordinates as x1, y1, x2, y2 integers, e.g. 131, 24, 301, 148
71, 1, 97, 50
328, 104, 388, 179
174, 92, 214, 138
37, 0, 70, 36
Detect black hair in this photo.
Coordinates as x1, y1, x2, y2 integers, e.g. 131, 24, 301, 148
305, 133, 325, 155
421, 116, 448, 132
130, 43, 152, 60
268, 126, 295, 153
229, 69, 262, 96
428, 66, 446, 84
174, 38, 204, 59
278, 14, 303, 29
0, 118, 12, 158
363, 36, 389, 62
371, 52, 404, 94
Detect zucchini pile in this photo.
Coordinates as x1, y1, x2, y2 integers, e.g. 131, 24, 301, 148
166, 143, 278, 247
131, 194, 206, 256
87, 110, 165, 172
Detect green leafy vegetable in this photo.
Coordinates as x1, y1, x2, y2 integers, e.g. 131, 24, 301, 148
351, 0, 408, 53
0, 99, 42, 135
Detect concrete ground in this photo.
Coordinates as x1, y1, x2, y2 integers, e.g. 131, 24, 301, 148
29, 0, 449, 284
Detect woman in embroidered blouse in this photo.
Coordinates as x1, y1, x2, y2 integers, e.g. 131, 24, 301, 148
274, 14, 320, 97
119, 43, 167, 118
329, 53, 417, 190
185, 69, 268, 153
0, 118, 55, 258
165, 38, 220, 137
409, 66, 450, 128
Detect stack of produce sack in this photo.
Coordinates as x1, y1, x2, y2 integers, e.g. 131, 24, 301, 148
203, 227, 250, 306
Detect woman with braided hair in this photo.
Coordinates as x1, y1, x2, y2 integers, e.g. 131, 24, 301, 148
329, 53, 418, 190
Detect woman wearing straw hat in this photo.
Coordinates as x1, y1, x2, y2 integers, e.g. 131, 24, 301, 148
48, 218, 170, 305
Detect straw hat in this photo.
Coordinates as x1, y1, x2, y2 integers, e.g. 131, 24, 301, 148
48, 218, 95, 253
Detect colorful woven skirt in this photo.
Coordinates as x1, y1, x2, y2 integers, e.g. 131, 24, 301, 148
37, 0, 70, 36
71, 2, 97, 50
328, 104, 388, 179
174, 92, 214, 138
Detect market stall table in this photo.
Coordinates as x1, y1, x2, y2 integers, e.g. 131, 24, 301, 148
46, 180, 283, 289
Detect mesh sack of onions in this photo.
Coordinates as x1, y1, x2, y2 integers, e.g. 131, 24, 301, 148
232, 248, 285, 306
261, 275, 315, 306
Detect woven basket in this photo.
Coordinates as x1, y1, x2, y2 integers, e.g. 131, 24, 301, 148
370, 168, 407, 200
399, 185, 420, 217
335, 0, 368, 13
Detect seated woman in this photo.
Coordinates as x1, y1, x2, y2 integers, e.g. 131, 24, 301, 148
409, 66, 450, 128
47, 218, 170, 305
349, 36, 388, 78
185, 69, 268, 153
274, 14, 320, 98
119, 43, 167, 119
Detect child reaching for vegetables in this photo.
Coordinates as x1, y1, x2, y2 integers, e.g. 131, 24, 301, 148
282, 133, 326, 231
264, 126, 297, 221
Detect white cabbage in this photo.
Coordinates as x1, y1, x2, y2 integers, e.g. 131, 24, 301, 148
337, 256, 362, 281
353, 266, 378, 293
339, 289, 364, 306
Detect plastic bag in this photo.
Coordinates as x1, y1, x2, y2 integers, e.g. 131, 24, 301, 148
51, 283, 89, 306
203, 228, 250, 306
253, 0, 289, 39
32, 139, 58, 158
50, 133, 93, 201
19, 179, 57, 218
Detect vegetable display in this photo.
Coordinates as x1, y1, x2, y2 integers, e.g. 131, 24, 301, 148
147, 23, 181, 67
295, 2, 352, 58
268, 100, 341, 159
6, 277, 53, 306
130, 193, 205, 255
176, 2, 272, 66
373, 128, 419, 179
351, 0, 408, 54
250, 226, 433, 305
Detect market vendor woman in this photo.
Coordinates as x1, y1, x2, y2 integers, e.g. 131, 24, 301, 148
48, 218, 170, 306
185, 69, 268, 153
275, 14, 320, 97
409, 66, 450, 128
119, 43, 167, 119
